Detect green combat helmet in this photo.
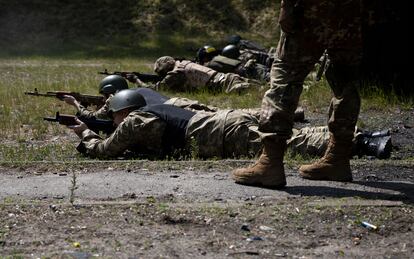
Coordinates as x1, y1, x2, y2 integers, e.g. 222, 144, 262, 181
154, 56, 176, 77
99, 75, 129, 95
108, 89, 147, 113
221, 44, 241, 59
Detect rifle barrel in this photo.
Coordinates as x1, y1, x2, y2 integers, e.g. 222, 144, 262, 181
24, 92, 56, 97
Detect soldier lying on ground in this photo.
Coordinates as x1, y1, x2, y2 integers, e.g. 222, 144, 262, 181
151, 56, 264, 93
64, 75, 214, 120
67, 89, 391, 160
225, 43, 275, 69
63, 75, 128, 120
196, 45, 270, 82
63, 75, 305, 123
225, 34, 276, 68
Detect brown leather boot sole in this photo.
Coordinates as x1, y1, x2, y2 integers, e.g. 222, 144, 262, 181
232, 168, 287, 189
299, 164, 353, 182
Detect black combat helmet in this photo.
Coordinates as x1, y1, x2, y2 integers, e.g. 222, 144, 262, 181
108, 89, 147, 113
196, 45, 219, 64
221, 44, 241, 59
99, 75, 129, 95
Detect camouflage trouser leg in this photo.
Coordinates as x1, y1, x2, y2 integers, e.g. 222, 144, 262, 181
164, 97, 218, 112
260, 59, 361, 141
243, 60, 270, 82
259, 32, 321, 139
252, 63, 270, 82
288, 126, 360, 157
186, 110, 261, 158
288, 126, 330, 157
209, 72, 262, 93
325, 63, 361, 140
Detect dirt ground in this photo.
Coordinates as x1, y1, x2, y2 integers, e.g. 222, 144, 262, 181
0, 107, 413, 258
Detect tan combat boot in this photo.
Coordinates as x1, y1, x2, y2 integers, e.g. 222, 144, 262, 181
299, 134, 353, 182
232, 138, 287, 188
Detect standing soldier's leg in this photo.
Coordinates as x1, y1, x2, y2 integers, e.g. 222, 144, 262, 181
232, 32, 321, 188
299, 62, 361, 181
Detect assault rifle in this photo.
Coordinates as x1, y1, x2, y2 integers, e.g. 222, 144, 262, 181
98, 69, 161, 83
24, 88, 105, 108
44, 112, 115, 135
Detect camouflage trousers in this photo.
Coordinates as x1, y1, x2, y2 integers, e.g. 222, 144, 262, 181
164, 97, 218, 112
208, 72, 264, 93
186, 109, 359, 159
243, 60, 270, 82
186, 110, 261, 158
259, 31, 362, 141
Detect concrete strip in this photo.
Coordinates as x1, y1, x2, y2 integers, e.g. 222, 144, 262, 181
1, 169, 412, 203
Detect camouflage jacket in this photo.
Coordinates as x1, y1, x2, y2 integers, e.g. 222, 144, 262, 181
78, 96, 112, 120
80, 110, 166, 159
79, 109, 261, 159
279, 0, 363, 51
205, 55, 243, 74
157, 60, 217, 92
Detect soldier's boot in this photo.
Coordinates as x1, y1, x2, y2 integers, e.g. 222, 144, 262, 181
299, 134, 353, 182
232, 138, 287, 188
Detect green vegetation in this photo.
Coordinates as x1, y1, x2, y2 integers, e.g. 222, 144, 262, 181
359, 84, 414, 110
0, 1, 411, 163
0, 57, 411, 162
0, 0, 279, 58
0, 57, 265, 162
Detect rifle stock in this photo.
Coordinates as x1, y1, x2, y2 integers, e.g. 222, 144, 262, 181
25, 88, 104, 107
44, 112, 115, 135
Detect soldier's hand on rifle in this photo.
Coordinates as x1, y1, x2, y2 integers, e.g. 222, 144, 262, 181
62, 95, 78, 107
67, 118, 88, 138
125, 74, 138, 83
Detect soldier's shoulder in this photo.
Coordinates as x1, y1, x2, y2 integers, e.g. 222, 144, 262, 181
128, 110, 159, 119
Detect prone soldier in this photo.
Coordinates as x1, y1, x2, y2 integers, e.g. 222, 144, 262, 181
61, 75, 304, 122
153, 56, 264, 93
66, 89, 391, 160
197, 45, 270, 82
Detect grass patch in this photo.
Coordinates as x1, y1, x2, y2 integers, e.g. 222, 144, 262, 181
0, 143, 77, 162
300, 77, 333, 111
0, 58, 411, 162
360, 84, 414, 110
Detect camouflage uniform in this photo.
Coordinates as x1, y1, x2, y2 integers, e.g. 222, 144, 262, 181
164, 97, 218, 112
232, 0, 366, 187
164, 98, 305, 123
206, 55, 270, 82
80, 110, 166, 158
260, 0, 363, 142
157, 59, 263, 93
239, 49, 274, 69
78, 96, 112, 120
79, 109, 261, 159
234, 38, 267, 53
78, 107, 353, 159
77, 89, 219, 119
